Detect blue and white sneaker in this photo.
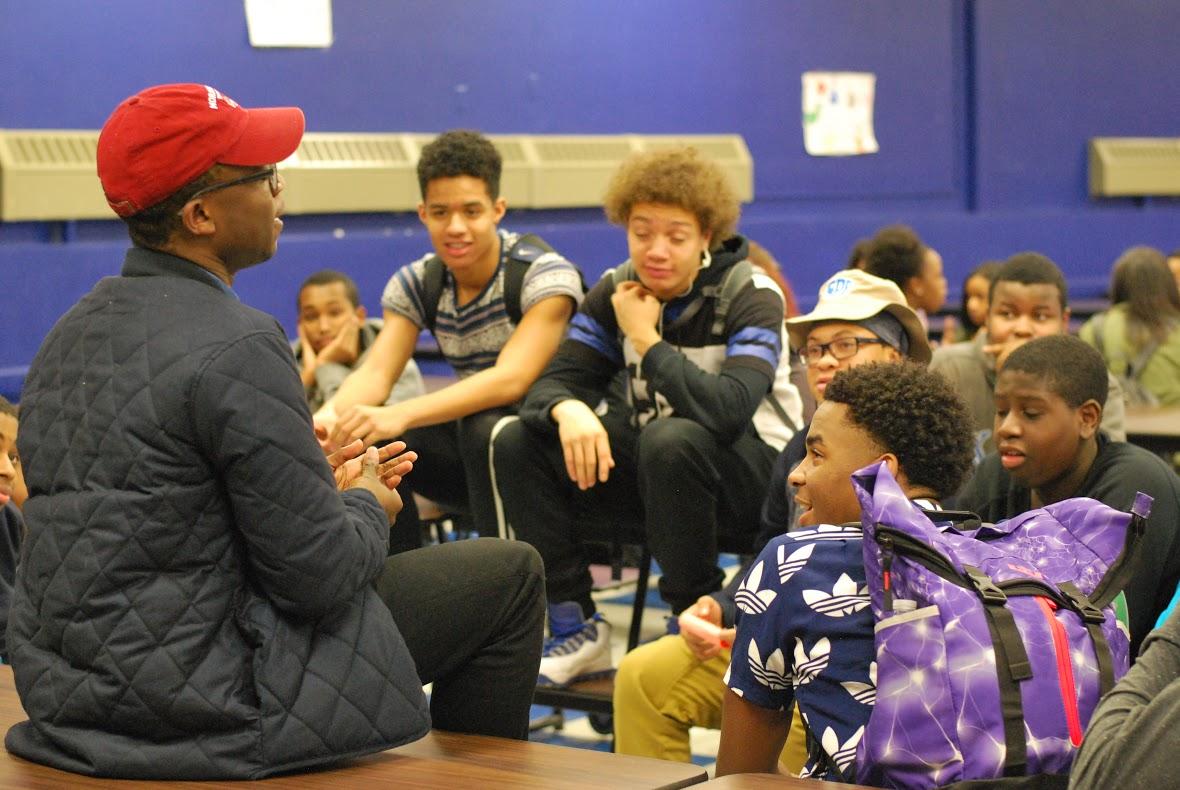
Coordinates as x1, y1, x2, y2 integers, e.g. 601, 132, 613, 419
537, 601, 613, 687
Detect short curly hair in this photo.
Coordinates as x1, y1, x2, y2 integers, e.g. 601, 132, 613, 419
602, 147, 740, 248
864, 225, 927, 289
824, 361, 974, 500
417, 130, 501, 200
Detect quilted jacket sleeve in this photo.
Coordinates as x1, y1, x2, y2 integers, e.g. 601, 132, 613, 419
191, 327, 390, 619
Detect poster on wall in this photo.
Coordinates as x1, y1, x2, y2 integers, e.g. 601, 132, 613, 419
802, 72, 879, 157
245, 0, 333, 48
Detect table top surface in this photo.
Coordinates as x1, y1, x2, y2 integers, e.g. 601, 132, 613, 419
707, 771, 876, 788
1124, 405, 1180, 438
0, 666, 706, 789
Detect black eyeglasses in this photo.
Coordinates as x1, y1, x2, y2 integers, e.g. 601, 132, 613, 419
799, 336, 889, 365
186, 166, 281, 201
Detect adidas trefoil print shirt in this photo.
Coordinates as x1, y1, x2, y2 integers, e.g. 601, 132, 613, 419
724, 524, 876, 780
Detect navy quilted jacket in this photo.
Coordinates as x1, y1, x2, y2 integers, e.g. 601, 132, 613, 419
5, 248, 430, 779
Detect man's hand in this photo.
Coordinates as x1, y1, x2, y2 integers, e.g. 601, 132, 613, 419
550, 399, 614, 490
317, 315, 362, 367
343, 446, 407, 523
331, 403, 409, 448
328, 439, 417, 492
298, 325, 320, 378
611, 281, 661, 355
679, 595, 735, 661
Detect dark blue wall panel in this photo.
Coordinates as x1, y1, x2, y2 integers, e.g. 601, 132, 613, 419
2, 0, 1178, 401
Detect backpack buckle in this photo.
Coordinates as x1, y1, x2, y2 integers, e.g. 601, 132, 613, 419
1059, 582, 1106, 625
964, 565, 1007, 605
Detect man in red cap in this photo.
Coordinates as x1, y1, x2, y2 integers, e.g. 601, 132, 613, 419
5, 84, 544, 780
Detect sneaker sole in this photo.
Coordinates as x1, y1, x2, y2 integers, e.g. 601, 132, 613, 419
536, 667, 616, 688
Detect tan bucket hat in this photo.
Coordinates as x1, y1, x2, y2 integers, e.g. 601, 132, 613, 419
786, 269, 932, 363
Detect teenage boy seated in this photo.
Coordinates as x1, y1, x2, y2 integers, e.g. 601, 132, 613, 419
293, 269, 424, 413
0, 396, 25, 662
717, 361, 975, 779
954, 334, 1180, 655
318, 130, 583, 537
863, 224, 947, 326
613, 269, 929, 766
492, 147, 804, 687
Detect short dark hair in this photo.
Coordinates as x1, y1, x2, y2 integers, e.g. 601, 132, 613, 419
0, 395, 16, 419
298, 269, 361, 310
847, 237, 872, 270
864, 225, 927, 289
122, 169, 218, 249
417, 130, 501, 200
1002, 335, 1107, 409
824, 361, 974, 500
991, 252, 1068, 311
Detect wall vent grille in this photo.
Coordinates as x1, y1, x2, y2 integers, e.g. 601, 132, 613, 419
1089, 137, 1180, 197
0, 130, 752, 220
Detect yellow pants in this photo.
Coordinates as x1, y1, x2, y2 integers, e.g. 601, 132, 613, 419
613, 634, 808, 771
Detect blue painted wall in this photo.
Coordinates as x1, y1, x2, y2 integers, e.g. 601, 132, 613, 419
2, 0, 1178, 400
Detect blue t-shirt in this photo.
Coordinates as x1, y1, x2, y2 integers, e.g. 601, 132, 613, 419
725, 524, 875, 780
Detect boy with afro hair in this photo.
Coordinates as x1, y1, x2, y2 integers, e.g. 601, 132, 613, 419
718, 361, 974, 779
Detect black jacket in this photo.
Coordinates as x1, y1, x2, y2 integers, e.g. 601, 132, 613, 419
6, 248, 430, 779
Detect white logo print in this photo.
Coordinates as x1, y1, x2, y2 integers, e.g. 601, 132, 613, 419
747, 640, 789, 691
823, 725, 864, 772
735, 561, 778, 615
841, 661, 877, 706
777, 543, 814, 584
792, 637, 830, 687
803, 573, 870, 617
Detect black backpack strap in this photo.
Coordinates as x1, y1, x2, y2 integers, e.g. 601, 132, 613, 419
418, 256, 447, 333
1089, 496, 1149, 608
1058, 581, 1116, 695
502, 233, 552, 325
710, 259, 754, 337
802, 711, 853, 782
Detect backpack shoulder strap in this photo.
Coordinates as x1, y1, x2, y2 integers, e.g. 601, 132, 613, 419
611, 259, 638, 288
502, 232, 588, 325
418, 256, 447, 333
710, 258, 755, 336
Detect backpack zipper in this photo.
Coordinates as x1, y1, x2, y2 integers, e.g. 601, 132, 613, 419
1035, 596, 1083, 746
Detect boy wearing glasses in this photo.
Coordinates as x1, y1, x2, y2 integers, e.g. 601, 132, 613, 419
318, 130, 583, 538
613, 268, 929, 766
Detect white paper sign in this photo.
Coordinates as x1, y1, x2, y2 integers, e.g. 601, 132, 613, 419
802, 71, 879, 156
245, 0, 333, 48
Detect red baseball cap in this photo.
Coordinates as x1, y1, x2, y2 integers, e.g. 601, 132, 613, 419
97, 83, 305, 217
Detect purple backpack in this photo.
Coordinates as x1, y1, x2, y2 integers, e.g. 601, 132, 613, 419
850, 462, 1149, 789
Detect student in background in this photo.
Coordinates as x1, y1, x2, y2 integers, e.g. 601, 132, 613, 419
954, 334, 1180, 654
293, 269, 424, 414
319, 130, 583, 538
612, 269, 929, 768
1078, 245, 1180, 406
493, 146, 803, 687
951, 260, 1002, 343
863, 224, 947, 327
0, 396, 25, 662
717, 362, 975, 779
931, 252, 1127, 464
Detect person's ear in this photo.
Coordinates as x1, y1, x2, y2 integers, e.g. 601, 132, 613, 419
877, 451, 901, 479
492, 196, 507, 223
1059, 306, 1072, 333
355, 305, 367, 321
179, 198, 216, 237
1077, 399, 1101, 439
416, 203, 428, 225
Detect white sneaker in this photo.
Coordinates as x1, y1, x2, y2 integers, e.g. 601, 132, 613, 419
538, 604, 613, 687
